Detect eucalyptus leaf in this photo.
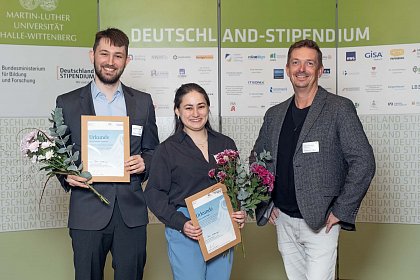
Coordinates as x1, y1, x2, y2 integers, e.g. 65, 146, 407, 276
72, 151, 80, 161
80, 171, 92, 180
56, 125, 67, 136
237, 188, 250, 200
67, 165, 78, 172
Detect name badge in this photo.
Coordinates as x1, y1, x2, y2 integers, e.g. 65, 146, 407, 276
132, 125, 143, 137
302, 141, 319, 153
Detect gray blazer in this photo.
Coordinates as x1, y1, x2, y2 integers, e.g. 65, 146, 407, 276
253, 86, 375, 231
56, 82, 159, 230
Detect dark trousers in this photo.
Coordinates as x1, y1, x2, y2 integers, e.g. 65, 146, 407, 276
69, 201, 147, 280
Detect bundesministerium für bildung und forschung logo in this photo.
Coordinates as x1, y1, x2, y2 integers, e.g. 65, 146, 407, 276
19, 0, 59, 11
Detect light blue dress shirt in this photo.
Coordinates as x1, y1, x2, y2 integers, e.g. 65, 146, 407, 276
90, 81, 127, 116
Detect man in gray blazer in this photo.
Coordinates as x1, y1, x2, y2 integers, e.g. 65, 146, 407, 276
252, 39, 375, 280
56, 28, 159, 280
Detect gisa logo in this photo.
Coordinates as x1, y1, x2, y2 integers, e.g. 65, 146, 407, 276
346, 52, 356, 61
365, 51, 383, 59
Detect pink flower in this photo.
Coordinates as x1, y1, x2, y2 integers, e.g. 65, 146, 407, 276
217, 171, 227, 181
209, 149, 274, 216
208, 169, 216, 178
28, 140, 40, 153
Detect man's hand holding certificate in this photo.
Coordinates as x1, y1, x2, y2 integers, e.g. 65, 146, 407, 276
82, 115, 130, 182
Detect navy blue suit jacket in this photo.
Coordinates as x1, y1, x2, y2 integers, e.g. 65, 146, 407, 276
56, 82, 159, 230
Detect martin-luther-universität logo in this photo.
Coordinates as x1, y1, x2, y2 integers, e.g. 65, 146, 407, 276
19, 0, 59, 11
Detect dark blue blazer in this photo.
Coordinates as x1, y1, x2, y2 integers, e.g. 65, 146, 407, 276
56, 82, 159, 230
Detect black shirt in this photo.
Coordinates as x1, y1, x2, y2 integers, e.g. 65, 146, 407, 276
273, 100, 310, 218
144, 129, 237, 231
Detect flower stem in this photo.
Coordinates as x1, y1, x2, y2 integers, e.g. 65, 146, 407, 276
85, 183, 110, 205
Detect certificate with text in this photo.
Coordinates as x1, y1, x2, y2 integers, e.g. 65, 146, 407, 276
81, 116, 130, 182
185, 183, 241, 261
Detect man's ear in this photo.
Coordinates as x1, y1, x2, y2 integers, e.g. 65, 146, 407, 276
89, 49, 94, 64
125, 54, 131, 66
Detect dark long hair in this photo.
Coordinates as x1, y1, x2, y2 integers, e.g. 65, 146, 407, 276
173, 83, 212, 133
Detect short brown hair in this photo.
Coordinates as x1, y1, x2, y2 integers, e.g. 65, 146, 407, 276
287, 39, 323, 68
93, 28, 129, 55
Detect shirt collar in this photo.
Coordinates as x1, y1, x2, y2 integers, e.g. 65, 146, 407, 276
175, 128, 216, 143
91, 81, 123, 100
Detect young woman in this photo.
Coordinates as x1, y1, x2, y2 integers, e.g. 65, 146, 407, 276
145, 83, 246, 280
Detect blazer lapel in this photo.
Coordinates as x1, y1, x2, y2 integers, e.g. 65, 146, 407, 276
79, 82, 96, 116
295, 87, 327, 155
271, 97, 292, 165
122, 84, 137, 119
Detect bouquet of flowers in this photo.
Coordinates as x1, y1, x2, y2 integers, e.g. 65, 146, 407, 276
20, 108, 109, 205
208, 149, 274, 218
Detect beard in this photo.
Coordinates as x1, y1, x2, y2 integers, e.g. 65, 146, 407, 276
94, 61, 125, 85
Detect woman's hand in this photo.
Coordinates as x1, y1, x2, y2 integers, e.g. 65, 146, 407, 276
232, 210, 247, 229
183, 220, 202, 240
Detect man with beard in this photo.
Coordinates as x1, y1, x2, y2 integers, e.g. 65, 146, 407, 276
251, 39, 375, 279
55, 28, 159, 280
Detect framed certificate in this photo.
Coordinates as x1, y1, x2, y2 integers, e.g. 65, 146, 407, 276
81, 115, 130, 182
185, 183, 241, 261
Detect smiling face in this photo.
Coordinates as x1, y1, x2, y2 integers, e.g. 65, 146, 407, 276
90, 37, 129, 86
175, 90, 210, 134
286, 47, 324, 93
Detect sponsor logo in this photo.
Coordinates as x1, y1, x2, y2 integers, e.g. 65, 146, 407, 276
342, 70, 360, 76
390, 49, 404, 56
388, 68, 406, 74
387, 101, 407, 107
341, 87, 361, 92
247, 54, 265, 61
178, 68, 187, 78
129, 54, 146, 61
150, 69, 169, 78
412, 84, 420, 90
370, 66, 377, 77
172, 55, 191, 60
248, 80, 265, 85
413, 66, 420, 74
196, 54, 214, 59
323, 68, 331, 74
412, 48, 420, 58
369, 100, 378, 110
224, 53, 243, 62
273, 68, 284, 79
151, 55, 168, 60
387, 85, 406, 91
269, 87, 288, 93
269, 53, 277, 61
365, 84, 383, 93
230, 102, 236, 112
364, 51, 383, 60
346, 51, 356, 61
390, 49, 405, 60
354, 102, 360, 109
57, 67, 94, 81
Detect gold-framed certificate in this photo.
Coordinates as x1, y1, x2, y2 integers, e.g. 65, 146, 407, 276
185, 183, 241, 261
81, 115, 130, 182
